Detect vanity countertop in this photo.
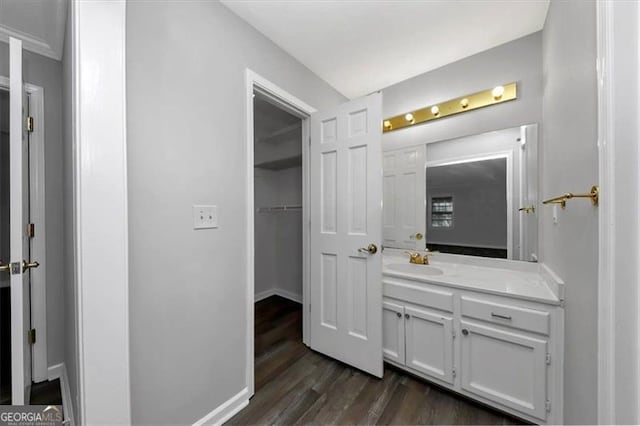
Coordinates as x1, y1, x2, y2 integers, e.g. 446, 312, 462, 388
382, 251, 562, 306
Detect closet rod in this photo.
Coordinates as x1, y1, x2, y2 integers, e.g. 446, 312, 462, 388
256, 205, 302, 213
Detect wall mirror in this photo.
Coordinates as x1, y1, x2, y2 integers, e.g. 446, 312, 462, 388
383, 124, 538, 262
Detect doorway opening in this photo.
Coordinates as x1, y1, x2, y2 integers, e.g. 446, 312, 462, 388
244, 70, 316, 397
252, 89, 307, 391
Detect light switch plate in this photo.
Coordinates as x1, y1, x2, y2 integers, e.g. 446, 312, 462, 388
193, 205, 218, 229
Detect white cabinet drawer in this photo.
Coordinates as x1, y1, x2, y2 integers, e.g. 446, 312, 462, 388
383, 279, 454, 313
461, 296, 550, 335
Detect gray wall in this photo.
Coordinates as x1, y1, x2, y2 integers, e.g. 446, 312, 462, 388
381, 32, 542, 151
0, 42, 66, 370
61, 3, 79, 419
126, 1, 345, 424
254, 127, 302, 167
254, 166, 303, 300
541, 1, 598, 424
254, 168, 278, 297
427, 160, 508, 249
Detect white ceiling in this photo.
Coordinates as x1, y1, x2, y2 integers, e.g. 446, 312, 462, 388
222, 0, 550, 99
0, 0, 68, 60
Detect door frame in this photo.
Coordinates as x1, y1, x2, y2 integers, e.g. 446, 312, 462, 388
596, 0, 640, 423
244, 69, 316, 396
0, 75, 48, 383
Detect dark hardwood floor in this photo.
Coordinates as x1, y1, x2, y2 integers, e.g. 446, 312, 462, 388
30, 379, 63, 406
228, 295, 525, 425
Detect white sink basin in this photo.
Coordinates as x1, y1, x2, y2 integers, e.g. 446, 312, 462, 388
386, 263, 444, 276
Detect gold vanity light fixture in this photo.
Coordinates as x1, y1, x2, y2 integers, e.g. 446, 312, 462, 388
382, 82, 517, 133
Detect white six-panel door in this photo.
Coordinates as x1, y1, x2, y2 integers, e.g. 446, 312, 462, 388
9, 37, 32, 405
310, 93, 383, 377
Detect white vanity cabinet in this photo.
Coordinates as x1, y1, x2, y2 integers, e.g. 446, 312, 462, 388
382, 275, 564, 425
404, 305, 455, 385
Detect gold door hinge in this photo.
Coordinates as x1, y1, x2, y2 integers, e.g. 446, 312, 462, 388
26, 116, 34, 133
28, 328, 36, 345
27, 223, 35, 239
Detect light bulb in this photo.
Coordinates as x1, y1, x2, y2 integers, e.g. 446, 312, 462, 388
460, 98, 469, 108
431, 105, 440, 116
492, 86, 505, 99
404, 113, 414, 122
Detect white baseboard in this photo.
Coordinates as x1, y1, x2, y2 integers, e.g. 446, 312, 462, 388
47, 363, 64, 381
255, 288, 302, 304
255, 288, 277, 302
193, 387, 249, 426
48, 363, 75, 426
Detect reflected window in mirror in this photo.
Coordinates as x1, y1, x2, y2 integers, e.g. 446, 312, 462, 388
430, 196, 454, 228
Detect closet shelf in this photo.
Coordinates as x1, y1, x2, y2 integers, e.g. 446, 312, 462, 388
256, 205, 302, 213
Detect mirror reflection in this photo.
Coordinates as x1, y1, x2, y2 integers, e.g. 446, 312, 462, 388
383, 124, 538, 262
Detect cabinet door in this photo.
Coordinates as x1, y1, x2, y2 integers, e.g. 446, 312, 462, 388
405, 306, 454, 384
460, 320, 548, 421
382, 301, 405, 364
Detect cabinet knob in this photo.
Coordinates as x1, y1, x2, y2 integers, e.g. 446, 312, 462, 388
405, 313, 410, 319
461, 329, 469, 336
396, 312, 401, 318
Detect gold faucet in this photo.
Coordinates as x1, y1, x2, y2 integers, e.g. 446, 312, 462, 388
405, 250, 436, 265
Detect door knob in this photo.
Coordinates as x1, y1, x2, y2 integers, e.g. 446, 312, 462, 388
410, 233, 424, 240
461, 329, 469, 336
0, 261, 8, 273
358, 244, 378, 254
22, 260, 40, 272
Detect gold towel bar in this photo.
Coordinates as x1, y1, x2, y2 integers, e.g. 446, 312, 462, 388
542, 185, 599, 208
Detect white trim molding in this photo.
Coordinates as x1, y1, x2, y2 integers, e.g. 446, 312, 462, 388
245, 69, 317, 399
0, 25, 62, 61
193, 387, 249, 426
255, 288, 303, 304
0, 0, 67, 61
72, 1, 131, 424
597, 0, 640, 423
596, 2, 615, 422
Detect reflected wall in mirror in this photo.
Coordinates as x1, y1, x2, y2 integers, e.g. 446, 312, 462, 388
383, 124, 538, 262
